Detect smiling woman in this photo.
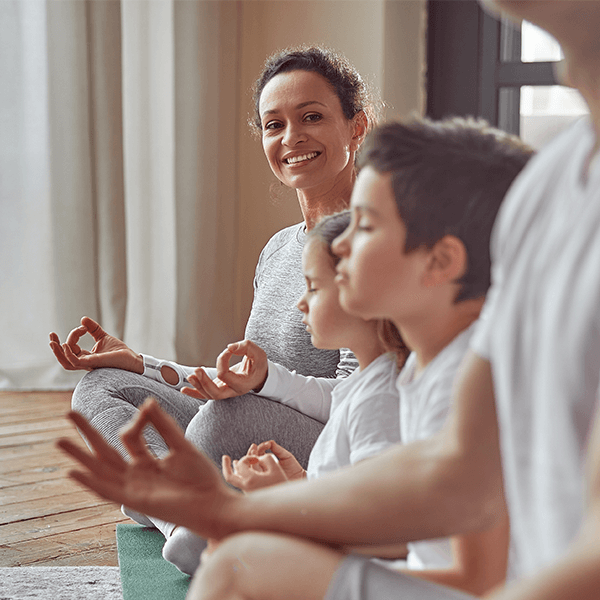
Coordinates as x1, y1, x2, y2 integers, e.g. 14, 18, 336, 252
49, 45, 379, 575
250, 46, 377, 229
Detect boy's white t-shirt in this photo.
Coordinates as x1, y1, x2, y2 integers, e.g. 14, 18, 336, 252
471, 117, 600, 578
398, 324, 477, 570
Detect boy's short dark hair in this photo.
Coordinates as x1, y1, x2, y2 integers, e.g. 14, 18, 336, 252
358, 116, 534, 302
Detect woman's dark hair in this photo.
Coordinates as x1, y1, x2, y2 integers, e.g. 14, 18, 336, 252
251, 45, 379, 135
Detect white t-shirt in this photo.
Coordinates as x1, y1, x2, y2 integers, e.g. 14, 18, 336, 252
305, 353, 401, 478
261, 353, 400, 468
399, 324, 477, 570
471, 117, 600, 579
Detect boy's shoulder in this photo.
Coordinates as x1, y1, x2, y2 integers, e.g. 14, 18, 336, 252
400, 324, 476, 390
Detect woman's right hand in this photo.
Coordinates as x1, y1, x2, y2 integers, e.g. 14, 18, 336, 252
49, 316, 143, 374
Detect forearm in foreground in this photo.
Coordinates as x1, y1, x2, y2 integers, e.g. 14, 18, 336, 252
201, 437, 503, 548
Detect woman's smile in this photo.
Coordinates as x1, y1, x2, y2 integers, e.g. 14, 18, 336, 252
283, 151, 322, 166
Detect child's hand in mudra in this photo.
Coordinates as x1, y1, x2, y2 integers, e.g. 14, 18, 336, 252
222, 440, 306, 492
182, 340, 268, 400
57, 398, 238, 540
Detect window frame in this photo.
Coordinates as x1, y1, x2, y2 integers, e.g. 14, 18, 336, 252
426, 0, 558, 134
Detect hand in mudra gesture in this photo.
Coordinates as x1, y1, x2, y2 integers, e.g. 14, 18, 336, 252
49, 316, 143, 373
222, 440, 306, 492
182, 339, 268, 400
58, 398, 237, 539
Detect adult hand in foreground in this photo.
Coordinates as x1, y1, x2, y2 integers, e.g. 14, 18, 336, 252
57, 398, 237, 539
182, 340, 268, 400
49, 316, 143, 374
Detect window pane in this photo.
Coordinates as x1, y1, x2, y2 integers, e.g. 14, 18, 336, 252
521, 21, 563, 63
519, 85, 588, 149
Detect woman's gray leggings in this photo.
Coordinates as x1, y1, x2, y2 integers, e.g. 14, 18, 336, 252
71, 368, 324, 468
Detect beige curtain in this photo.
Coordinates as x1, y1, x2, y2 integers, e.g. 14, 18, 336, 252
0, 0, 239, 389
1, 0, 427, 390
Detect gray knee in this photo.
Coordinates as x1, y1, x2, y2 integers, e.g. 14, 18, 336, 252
71, 369, 104, 415
71, 368, 120, 414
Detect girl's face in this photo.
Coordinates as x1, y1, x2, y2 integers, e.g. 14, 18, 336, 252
333, 166, 431, 323
258, 70, 362, 193
297, 238, 365, 350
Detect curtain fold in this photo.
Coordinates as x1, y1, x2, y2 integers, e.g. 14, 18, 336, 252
172, 0, 239, 365
1, 0, 240, 389
120, 0, 178, 358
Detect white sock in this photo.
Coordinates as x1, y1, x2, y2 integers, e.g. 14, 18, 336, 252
121, 505, 176, 539
162, 527, 208, 576
121, 506, 154, 528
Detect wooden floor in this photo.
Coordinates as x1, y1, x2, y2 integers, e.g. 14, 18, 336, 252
0, 391, 128, 567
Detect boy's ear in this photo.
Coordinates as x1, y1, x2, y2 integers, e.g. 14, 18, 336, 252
422, 235, 467, 288
350, 111, 368, 152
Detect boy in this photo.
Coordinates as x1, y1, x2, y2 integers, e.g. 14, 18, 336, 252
205, 116, 531, 595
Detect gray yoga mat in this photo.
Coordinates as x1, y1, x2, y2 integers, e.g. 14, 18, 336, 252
0, 566, 123, 599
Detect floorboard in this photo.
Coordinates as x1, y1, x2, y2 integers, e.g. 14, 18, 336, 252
0, 391, 128, 567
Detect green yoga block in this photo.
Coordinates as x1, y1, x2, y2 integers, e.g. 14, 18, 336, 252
117, 523, 191, 600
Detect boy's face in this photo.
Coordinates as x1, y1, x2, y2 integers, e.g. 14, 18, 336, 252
332, 166, 431, 323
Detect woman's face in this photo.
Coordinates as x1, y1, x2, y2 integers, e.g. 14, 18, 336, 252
258, 70, 362, 193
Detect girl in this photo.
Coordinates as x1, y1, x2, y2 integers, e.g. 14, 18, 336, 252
192, 210, 410, 563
